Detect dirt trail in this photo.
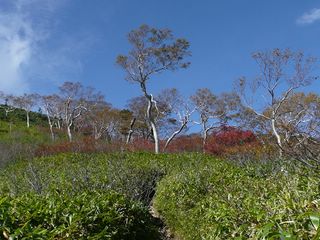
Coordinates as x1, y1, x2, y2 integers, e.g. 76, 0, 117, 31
149, 205, 177, 240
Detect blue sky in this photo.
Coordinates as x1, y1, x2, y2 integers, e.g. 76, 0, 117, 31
1, 0, 320, 108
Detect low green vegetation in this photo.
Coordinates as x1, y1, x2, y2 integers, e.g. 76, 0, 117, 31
0, 153, 163, 239
0, 119, 51, 168
0, 120, 49, 144
154, 159, 320, 239
0, 191, 158, 239
0, 153, 319, 239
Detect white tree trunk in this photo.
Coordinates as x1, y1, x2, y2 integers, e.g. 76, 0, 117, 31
271, 118, 283, 157
93, 126, 103, 140
202, 122, 207, 152
146, 95, 159, 154
26, 111, 30, 128
126, 118, 136, 144
142, 82, 159, 154
49, 122, 54, 141
67, 124, 72, 142
164, 121, 187, 151
45, 110, 55, 141
57, 119, 61, 129
94, 126, 99, 140
150, 120, 159, 153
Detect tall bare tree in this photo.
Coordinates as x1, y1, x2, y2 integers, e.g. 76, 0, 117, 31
116, 24, 191, 153
59, 82, 103, 142
41, 94, 64, 141
273, 92, 320, 167
237, 48, 317, 157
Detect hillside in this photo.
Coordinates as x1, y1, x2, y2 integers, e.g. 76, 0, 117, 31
0, 105, 47, 127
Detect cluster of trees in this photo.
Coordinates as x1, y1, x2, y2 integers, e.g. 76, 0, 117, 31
0, 82, 240, 150
0, 25, 319, 167
0, 83, 130, 142
116, 25, 320, 167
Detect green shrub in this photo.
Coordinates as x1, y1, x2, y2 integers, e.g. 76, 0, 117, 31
0, 153, 166, 204
0, 191, 159, 239
1, 152, 319, 239
154, 157, 320, 239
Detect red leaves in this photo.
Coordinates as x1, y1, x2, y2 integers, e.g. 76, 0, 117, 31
205, 126, 257, 155
127, 136, 203, 153
35, 126, 259, 157
35, 137, 123, 156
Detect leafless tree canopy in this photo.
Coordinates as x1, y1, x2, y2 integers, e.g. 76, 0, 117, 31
236, 48, 319, 166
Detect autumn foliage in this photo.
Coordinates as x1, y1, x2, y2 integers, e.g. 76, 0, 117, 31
35, 126, 262, 158
36, 136, 202, 156
35, 137, 122, 156
204, 126, 258, 156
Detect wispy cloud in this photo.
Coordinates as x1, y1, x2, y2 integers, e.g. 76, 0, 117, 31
297, 8, 320, 25
0, 15, 31, 93
0, 0, 94, 95
26, 31, 97, 91
0, 0, 63, 93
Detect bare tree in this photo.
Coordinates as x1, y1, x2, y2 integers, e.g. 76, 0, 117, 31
190, 89, 240, 150
85, 101, 121, 140
63, 82, 105, 141
127, 93, 179, 145
116, 24, 191, 153
13, 93, 39, 128
237, 48, 317, 157
274, 92, 320, 167
191, 88, 220, 149
41, 94, 64, 141
59, 82, 99, 142
158, 88, 194, 151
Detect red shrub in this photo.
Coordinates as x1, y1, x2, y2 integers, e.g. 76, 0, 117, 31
205, 126, 257, 155
35, 137, 125, 156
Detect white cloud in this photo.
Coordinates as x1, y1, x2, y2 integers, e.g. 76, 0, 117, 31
297, 8, 320, 25
26, 33, 94, 89
0, 0, 62, 94
0, 12, 33, 93
0, 0, 92, 95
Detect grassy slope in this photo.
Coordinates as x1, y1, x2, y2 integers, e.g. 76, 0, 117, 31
0, 105, 49, 144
